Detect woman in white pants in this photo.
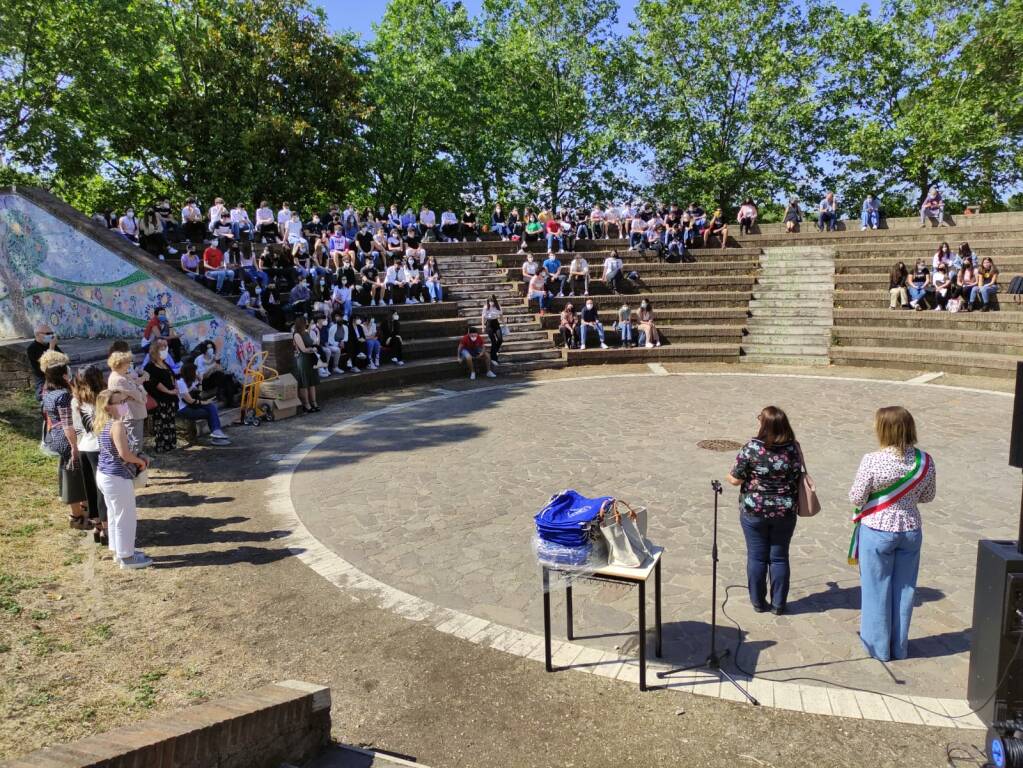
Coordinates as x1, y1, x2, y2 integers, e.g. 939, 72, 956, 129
93, 390, 151, 569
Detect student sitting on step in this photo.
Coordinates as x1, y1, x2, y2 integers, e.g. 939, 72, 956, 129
889, 262, 909, 310
616, 303, 635, 348
907, 259, 932, 311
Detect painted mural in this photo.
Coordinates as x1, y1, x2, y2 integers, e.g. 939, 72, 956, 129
0, 194, 260, 377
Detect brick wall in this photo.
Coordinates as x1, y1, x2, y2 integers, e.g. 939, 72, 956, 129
2, 680, 331, 768
0, 339, 31, 392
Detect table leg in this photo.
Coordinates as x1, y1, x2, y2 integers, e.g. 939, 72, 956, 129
655, 558, 663, 658
566, 583, 574, 641
639, 579, 647, 691
542, 568, 552, 672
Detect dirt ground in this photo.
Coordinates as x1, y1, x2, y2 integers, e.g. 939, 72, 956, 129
0, 380, 990, 768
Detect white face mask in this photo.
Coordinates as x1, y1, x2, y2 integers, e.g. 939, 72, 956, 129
586, 303, 594, 310
205, 349, 214, 359
157, 348, 168, 360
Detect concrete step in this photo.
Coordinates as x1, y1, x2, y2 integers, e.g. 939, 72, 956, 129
741, 353, 831, 366
834, 307, 1023, 332
830, 345, 1019, 378
565, 343, 741, 366
742, 343, 830, 356
832, 326, 1023, 356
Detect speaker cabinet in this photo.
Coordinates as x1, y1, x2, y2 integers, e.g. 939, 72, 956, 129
968, 540, 1023, 725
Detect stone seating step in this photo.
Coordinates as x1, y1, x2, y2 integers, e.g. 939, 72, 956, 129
834, 308, 1023, 331
829, 345, 1020, 378
836, 257, 1023, 274
565, 343, 741, 366
551, 324, 744, 346
741, 353, 830, 366
835, 290, 1015, 310
836, 273, 1021, 291
742, 343, 831, 356
832, 325, 1023, 356
544, 291, 751, 311
538, 307, 748, 328
734, 223, 1023, 247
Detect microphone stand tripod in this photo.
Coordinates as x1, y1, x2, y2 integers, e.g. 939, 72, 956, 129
657, 479, 759, 705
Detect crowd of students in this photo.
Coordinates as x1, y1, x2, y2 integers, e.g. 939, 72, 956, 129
887, 242, 1001, 312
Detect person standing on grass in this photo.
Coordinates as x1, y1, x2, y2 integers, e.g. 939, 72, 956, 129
144, 338, 180, 453
71, 366, 108, 544
40, 351, 89, 529
93, 389, 151, 569
849, 407, 935, 662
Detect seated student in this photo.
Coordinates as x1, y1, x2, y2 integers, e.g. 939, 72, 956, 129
286, 277, 312, 316
142, 306, 183, 361
309, 314, 332, 378
195, 341, 238, 407
568, 254, 589, 296
737, 199, 758, 235
360, 260, 386, 306
586, 205, 604, 239
118, 208, 140, 243
666, 224, 688, 261
521, 252, 539, 285
704, 210, 729, 249
616, 302, 635, 348
212, 210, 235, 251
579, 299, 609, 350
602, 249, 624, 294
404, 254, 424, 303
861, 194, 881, 230
932, 241, 953, 275
545, 216, 564, 253
527, 269, 550, 316
237, 282, 268, 322
490, 204, 508, 240
328, 225, 350, 266
139, 208, 174, 258
386, 228, 404, 259
637, 298, 661, 348
203, 243, 235, 294
384, 311, 404, 365
559, 303, 578, 348
238, 242, 269, 288
176, 363, 231, 442
543, 251, 566, 296
908, 258, 931, 311
560, 210, 576, 252
783, 197, 802, 233
972, 257, 1000, 312
180, 246, 202, 281
457, 327, 496, 380
418, 205, 437, 241
461, 207, 480, 242
331, 270, 355, 315
920, 186, 947, 227
628, 214, 646, 251
957, 257, 978, 310
255, 200, 278, 243
817, 192, 838, 232
889, 262, 910, 309
386, 204, 402, 233
640, 225, 665, 259
325, 310, 350, 373
603, 203, 621, 239
181, 198, 206, 244
440, 208, 459, 242
230, 202, 252, 242
684, 202, 706, 245
524, 214, 544, 244
384, 257, 408, 306
400, 207, 417, 232
932, 263, 952, 310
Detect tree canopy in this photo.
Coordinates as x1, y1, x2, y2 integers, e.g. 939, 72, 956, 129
1, 0, 1021, 215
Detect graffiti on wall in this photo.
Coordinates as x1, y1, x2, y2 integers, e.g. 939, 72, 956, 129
0, 194, 259, 376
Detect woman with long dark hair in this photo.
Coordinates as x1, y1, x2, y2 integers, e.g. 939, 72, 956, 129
728, 406, 804, 614
889, 262, 909, 309
71, 366, 107, 542
144, 338, 180, 453
481, 294, 505, 363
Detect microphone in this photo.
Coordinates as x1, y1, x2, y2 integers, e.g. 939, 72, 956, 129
711, 480, 723, 494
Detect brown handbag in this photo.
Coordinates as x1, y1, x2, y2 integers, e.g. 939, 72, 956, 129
795, 442, 821, 517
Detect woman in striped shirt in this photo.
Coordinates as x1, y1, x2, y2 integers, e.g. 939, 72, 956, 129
848, 406, 936, 661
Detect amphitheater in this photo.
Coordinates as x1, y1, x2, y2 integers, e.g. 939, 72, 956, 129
4, 190, 1023, 766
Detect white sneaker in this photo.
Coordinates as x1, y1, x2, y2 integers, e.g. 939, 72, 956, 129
580, 344, 587, 350
860, 226, 867, 231
371, 300, 377, 306
357, 352, 367, 359
353, 302, 362, 307
332, 368, 345, 375
645, 342, 654, 348
600, 342, 608, 349
470, 371, 476, 380
319, 368, 330, 377
119, 553, 153, 570
655, 341, 661, 347
396, 360, 404, 366
368, 362, 378, 370
387, 299, 393, 305
871, 225, 877, 230
405, 298, 413, 304
346, 362, 355, 369
210, 429, 230, 440
486, 371, 497, 378
168, 246, 179, 254
391, 357, 399, 364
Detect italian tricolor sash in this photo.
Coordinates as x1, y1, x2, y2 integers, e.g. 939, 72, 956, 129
847, 449, 931, 565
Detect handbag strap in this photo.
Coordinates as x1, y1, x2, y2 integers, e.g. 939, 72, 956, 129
795, 441, 808, 475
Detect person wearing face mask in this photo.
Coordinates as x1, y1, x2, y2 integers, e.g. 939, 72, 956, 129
27, 324, 62, 399
363, 317, 383, 370
40, 351, 90, 528
637, 299, 661, 348
384, 257, 408, 306
144, 338, 180, 453
457, 327, 496, 381
142, 307, 183, 361
404, 255, 423, 303
579, 299, 609, 350
118, 208, 139, 243
107, 350, 148, 446
195, 342, 239, 407
238, 242, 269, 288
331, 275, 354, 318
350, 316, 369, 367
388, 205, 402, 231
385, 312, 405, 366
176, 364, 232, 441
422, 255, 443, 303
325, 311, 349, 374
481, 295, 505, 363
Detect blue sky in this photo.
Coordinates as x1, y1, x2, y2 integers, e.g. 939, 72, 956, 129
318, 0, 879, 38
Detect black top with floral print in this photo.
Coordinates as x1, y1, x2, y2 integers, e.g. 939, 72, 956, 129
730, 439, 803, 518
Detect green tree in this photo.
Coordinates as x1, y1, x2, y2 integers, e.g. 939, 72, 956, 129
822, 0, 1016, 209
630, 0, 831, 214
481, 0, 626, 209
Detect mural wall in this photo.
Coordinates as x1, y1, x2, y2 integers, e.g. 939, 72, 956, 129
0, 193, 260, 376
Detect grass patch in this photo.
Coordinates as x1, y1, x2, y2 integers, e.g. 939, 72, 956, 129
84, 622, 112, 645
29, 609, 49, 621
187, 689, 209, 701
131, 671, 167, 710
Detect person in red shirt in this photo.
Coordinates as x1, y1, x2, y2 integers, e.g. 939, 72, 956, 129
545, 217, 564, 253
457, 328, 496, 381
203, 244, 235, 293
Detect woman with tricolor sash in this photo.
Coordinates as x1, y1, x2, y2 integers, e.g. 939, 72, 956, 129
848, 407, 936, 662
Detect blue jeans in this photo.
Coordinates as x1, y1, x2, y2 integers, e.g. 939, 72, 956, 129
206, 268, 234, 292
547, 233, 563, 251
179, 403, 222, 432
629, 232, 644, 249
818, 212, 836, 231
232, 222, 252, 241
492, 223, 508, 238
425, 281, 443, 302
365, 338, 381, 364
580, 322, 605, 346
970, 284, 998, 306
242, 266, 269, 288
858, 525, 922, 661
740, 513, 797, 609
908, 284, 928, 305
528, 291, 548, 311
861, 210, 879, 228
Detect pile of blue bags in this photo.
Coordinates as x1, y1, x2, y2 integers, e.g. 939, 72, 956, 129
533, 490, 613, 567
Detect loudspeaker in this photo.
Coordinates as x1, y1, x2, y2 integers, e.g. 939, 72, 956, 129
968, 540, 1023, 725
1010, 362, 1023, 469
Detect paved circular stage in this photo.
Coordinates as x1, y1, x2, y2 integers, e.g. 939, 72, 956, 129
284, 371, 1018, 720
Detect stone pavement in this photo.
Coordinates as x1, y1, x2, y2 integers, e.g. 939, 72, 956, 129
288, 371, 1017, 716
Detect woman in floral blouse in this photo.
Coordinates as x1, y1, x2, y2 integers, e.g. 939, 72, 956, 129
728, 406, 803, 614
849, 406, 935, 662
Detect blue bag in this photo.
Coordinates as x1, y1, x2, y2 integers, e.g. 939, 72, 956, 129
534, 490, 613, 548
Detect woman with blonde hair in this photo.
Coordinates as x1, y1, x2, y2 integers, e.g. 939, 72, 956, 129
107, 349, 148, 446
93, 389, 151, 569
849, 406, 936, 661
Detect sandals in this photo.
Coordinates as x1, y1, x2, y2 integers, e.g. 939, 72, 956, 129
69, 514, 92, 530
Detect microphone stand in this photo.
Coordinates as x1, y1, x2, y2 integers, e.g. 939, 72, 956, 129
657, 479, 759, 705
